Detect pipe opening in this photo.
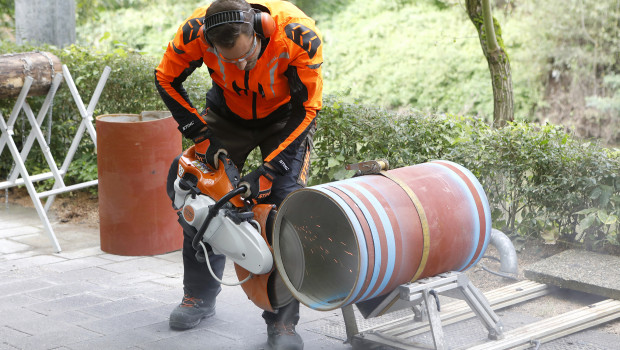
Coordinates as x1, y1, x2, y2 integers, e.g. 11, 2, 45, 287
274, 190, 360, 309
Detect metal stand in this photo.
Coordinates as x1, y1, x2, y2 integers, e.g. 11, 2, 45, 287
0, 65, 110, 252
342, 272, 504, 350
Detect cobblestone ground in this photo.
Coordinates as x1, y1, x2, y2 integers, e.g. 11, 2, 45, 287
1, 204, 619, 350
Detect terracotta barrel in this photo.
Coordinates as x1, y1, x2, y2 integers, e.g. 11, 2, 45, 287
273, 160, 491, 311
97, 112, 182, 255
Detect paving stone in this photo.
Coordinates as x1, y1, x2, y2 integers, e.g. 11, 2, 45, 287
0, 277, 56, 297
147, 261, 183, 276
53, 247, 104, 260
78, 309, 162, 335
0, 254, 67, 270
5, 325, 101, 350
108, 270, 171, 286
303, 334, 357, 350
132, 319, 179, 340
98, 256, 177, 274
25, 293, 111, 316
0, 250, 40, 263
0, 325, 31, 344
0, 266, 48, 287
25, 282, 99, 301
525, 249, 620, 300
0, 307, 46, 327
0, 342, 19, 350
155, 250, 182, 263
141, 285, 183, 304
0, 239, 31, 253
139, 328, 241, 350
64, 329, 155, 350
41, 266, 120, 285
145, 302, 178, 320
0, 217, 29, 229
149, 275, 183, 288
66, 321, 181, 349
79, 295, 166, 318
0, 225, 42, 239
9, 316, 83, 336
88, 281, 171, 301
205, 317, 265, 341
0, 293, 45, 311
97, 254, 142, 262
216, 284, 254, 306
46, 310, 102, 325
9, 232, 63, 250
43, 256, 113, 273
211, 298, 264, 324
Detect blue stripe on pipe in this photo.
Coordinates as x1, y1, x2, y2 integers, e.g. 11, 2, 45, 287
313, 185, 369, 308
347, 180, 397, 300
435, 161, 492, 266
330, 183, 382, 302
426, 163, 480, 271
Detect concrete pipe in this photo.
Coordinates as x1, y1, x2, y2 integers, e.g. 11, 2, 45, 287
273, 160, 491, 311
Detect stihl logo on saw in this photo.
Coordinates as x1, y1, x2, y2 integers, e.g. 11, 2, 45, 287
183, 206, 195, 222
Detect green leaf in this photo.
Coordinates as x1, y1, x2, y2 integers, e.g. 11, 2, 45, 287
575, 208, 598, 215
597, 210, 609, 224
327, 157, 340, 168
580, 213, 597, 230
589, 187, 602, 200
603, 215, 618, 225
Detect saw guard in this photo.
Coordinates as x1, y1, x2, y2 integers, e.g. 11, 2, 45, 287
176, 147, 291, 312
235, 204, 279, 312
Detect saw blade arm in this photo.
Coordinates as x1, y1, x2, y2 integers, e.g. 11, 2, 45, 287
190, 185, 248, 254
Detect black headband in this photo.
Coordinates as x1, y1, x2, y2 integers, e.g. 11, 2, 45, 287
204, 10, 252, 33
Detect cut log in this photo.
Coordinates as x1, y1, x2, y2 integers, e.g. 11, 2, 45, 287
0, 51, 62, 99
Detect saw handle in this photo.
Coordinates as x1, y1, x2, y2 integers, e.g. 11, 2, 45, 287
191, 185, 249, 254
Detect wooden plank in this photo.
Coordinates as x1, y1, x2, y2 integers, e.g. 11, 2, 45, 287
466, 299, 620, 350
377, 281, 549, 338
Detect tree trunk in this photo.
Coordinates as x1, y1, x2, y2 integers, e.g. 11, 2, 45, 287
0, 51, 62, 99
466, 0, 514, 127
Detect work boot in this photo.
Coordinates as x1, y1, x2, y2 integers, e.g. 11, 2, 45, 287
169, 293, 215, 330
266, 322, 304, 350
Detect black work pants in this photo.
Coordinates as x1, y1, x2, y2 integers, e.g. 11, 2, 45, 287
166, 109, 315, 325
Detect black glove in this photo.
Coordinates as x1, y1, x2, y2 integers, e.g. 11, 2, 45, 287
239, 165, 277, 201
193, 128, 227, 169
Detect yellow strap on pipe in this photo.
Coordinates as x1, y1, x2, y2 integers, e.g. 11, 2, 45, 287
380, 171, 430, 282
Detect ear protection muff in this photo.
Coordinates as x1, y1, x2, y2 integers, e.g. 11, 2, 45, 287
203, 9, 275, 46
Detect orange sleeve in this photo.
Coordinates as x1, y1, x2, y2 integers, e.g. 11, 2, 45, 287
155, 12, 209, 139
264, 19, 323, 171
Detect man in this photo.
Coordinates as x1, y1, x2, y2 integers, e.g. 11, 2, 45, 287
155, 0, 322, 349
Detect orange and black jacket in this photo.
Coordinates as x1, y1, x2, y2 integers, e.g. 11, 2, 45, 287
155, 0, 323, 174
